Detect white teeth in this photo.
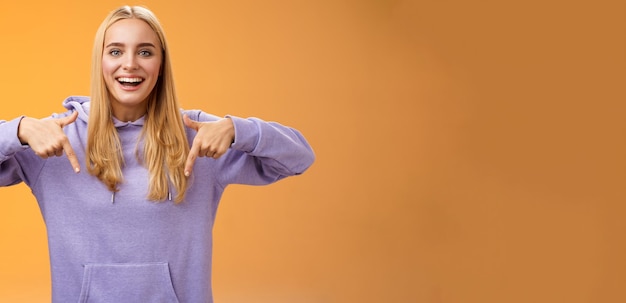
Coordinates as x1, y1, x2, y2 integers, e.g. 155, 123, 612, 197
117, 77, 143, 83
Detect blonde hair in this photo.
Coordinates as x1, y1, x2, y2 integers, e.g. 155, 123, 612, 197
87, 5, 189, 203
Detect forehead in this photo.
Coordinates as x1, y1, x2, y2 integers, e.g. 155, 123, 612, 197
104, 18, 161, 47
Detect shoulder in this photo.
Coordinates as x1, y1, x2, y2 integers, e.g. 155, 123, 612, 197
55, 96, 90, 123
180, 109, 221, 123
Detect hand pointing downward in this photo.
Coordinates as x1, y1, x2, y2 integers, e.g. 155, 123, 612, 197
17, 111, 81, 173
183, 114, 235, 177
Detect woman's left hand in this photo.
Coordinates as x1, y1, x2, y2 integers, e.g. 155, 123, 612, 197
183, 114, 235, 176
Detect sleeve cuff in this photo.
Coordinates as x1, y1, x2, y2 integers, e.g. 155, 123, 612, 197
0, 116, 29, 159
226, 115, 259, 153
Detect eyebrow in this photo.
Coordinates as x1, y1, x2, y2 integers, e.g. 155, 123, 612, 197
105, 42, 157, 48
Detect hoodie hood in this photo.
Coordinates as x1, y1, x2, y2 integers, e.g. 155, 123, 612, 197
62, 96, 145, 127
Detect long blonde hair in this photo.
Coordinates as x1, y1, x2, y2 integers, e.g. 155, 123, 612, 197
87, 6, 189, 203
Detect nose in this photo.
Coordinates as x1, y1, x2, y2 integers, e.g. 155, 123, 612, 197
122, 53, 138, 70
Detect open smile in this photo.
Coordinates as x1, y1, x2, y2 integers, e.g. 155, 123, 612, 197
116, 77, 145, 87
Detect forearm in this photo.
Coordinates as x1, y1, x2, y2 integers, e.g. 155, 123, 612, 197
228, 116, 315, 176
0, 117, 28, 162
0, 117, 30, 186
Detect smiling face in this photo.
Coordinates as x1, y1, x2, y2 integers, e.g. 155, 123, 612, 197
102, 18, 162, 121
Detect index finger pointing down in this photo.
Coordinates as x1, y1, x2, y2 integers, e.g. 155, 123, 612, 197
63, 141, 80, 173
184, 144, 200, 177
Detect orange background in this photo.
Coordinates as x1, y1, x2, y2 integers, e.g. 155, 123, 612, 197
1, 0, 625, 302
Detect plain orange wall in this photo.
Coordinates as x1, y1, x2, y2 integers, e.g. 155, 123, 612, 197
1, 0, 625, 302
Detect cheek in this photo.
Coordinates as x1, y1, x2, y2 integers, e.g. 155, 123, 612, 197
147, 60, 162, 78
101, 59, 117, 79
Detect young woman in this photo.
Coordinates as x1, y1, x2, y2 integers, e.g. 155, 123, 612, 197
0, 5, 314, 303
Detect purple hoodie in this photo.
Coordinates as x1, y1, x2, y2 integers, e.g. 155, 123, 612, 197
0, 96, 315, 303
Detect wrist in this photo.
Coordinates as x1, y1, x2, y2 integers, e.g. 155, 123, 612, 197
17, 116, 33, 145
221, 117, 235, 144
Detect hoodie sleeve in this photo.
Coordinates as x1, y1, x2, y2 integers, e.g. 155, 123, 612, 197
189, 110, 315, 186
0, 117, 44, 187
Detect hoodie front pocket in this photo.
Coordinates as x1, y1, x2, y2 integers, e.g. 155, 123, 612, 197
78, 262, 180, 303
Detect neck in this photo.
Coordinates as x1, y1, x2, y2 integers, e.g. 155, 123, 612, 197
111, 104, 147, 122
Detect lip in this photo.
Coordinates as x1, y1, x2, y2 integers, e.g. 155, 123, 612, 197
117, 80, 143, 91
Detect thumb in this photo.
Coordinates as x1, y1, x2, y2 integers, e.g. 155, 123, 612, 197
183, 114, 201, 131
56, 111, 79, 127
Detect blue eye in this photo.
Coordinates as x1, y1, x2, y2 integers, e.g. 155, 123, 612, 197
109, 49, 121, 56
139, 50, 152, 57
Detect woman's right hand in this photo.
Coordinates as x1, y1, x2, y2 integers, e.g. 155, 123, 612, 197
17, 111, 81, 173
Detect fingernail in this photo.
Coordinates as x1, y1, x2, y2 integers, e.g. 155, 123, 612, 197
184, 171, 190, 177
75, 168, 80, 173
